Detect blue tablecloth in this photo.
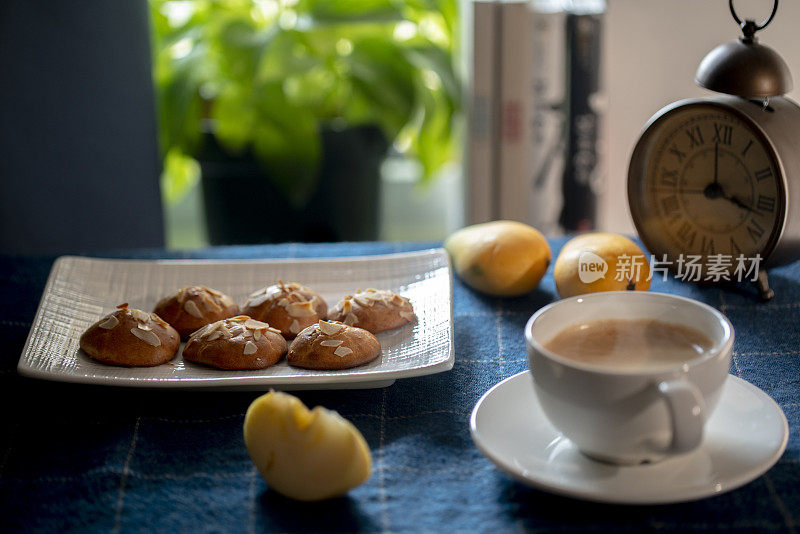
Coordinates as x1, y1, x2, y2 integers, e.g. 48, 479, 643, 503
0, 239, 797, 533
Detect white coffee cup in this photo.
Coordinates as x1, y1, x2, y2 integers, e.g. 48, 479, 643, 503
525, 291, 733, 465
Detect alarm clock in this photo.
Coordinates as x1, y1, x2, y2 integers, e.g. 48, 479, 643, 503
627, 0, 800, 299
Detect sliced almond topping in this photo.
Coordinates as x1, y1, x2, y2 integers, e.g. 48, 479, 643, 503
344, 313, 358, 326
399, 311, 416, 321
253, 329, 261, 341
204, 286, 222, 297
131, 309, 150, 323
391, 294, 404, 305
131, 327, 161, 347
98, 315, 119, 329
137, 323, 152, 331
267, 285, 284, 298
342, 299, 352, 315
201, 294, 222, 313
193, 324, 213, 338
268, 327, 282, 335
287, 301, 316, 317
219, 294, 235, 307
318, 320, 344, 336
229, 325, 245, 337
247, 293, 270, 308
334, 346, 353, 357
353, 295, 371, 307
205, 330, 223, 341
250, 286, 267, 297
244, 318, 267, 330
277, 297, 290, 307
184, 300, 204, 318
243, 341, 258, 355
320, 339, 343, 347
289, 319, 301, 334
175, 289, 188, 304
218, 325, 231, 338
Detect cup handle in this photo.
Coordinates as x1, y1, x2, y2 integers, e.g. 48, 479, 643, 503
657, 379, 706, 454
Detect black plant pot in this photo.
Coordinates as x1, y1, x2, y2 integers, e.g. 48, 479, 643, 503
199, 125, 389, 245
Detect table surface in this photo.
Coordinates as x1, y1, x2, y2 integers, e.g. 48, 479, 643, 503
0, 240, 797, 533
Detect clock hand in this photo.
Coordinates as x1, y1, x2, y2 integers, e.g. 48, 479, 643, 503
725, 194, 758, 214
703, 143, 724, 199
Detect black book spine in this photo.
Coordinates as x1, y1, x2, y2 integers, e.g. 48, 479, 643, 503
559, 12, 603, 232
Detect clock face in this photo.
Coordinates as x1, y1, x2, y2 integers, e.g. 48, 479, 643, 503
629, 102, 784, 268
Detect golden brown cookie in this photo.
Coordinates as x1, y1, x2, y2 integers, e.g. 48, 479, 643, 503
288, 320, 381, 370
153, 286, 239, 340
79, 303, 180, 367
327, 289, 416, 334
242, 281, 327, 339
182, 316, 287, 370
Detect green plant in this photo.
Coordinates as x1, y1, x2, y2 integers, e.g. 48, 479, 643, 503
150, 0, 462, 207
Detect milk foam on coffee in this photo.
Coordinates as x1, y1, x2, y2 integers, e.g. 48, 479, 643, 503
543, 318, 714, 371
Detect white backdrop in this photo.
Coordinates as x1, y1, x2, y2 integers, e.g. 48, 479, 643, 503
601, 0, 800, 234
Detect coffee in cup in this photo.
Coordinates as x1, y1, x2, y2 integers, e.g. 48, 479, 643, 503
543, 318, 714, 372
526, 292, 733, 465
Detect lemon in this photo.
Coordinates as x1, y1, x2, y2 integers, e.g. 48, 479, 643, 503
444, 220, 551, 296
553, 232, 651, 298
244, 391, 371, 501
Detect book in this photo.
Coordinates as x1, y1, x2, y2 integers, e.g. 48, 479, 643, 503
467, 0, 502, 224
498, 1, 534, 224
467, 0, 605, 231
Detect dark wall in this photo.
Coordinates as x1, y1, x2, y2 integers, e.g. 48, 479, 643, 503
0, 1, 164, 254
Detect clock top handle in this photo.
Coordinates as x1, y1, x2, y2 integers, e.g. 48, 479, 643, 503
729, 0, 778, 38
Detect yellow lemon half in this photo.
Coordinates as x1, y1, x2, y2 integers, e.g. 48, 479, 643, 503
244, 391, 372, 501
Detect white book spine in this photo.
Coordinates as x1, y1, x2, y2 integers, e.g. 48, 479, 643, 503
498, 1, 534, 223
467, 1, 501, 224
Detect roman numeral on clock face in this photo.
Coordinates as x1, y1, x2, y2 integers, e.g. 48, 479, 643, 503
757, 194, 776, 213
676, 221, 696, 248
755, 167, 773, 182
660, 169, 678, 188
669, 144, 687, 163
747, 219, 765, 244
712, 123, 732, 145
686, 126, 704, 148
660, 194, 680, 217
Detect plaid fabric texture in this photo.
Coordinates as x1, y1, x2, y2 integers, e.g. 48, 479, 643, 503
0, 239, 797, 533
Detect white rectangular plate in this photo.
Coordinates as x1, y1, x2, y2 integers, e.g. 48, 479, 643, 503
17, 249, 454, 389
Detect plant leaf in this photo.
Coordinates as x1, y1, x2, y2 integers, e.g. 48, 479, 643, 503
160, 148, 200, 205
212, 85, 256, 153
345, 37, 417, 139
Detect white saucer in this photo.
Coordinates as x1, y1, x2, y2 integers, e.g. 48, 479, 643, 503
470, 371, 788, 505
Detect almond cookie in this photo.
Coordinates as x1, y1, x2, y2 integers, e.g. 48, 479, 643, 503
154, 286, 239, 340
79, 303, 180, 367
327, 289, 416, 334
288, 320, 381, 370
242, 281, 327, 339
183, 316, 287, 370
